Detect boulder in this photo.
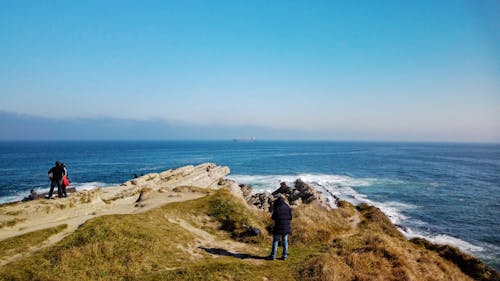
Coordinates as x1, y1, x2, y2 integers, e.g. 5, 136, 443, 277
247, 191, 273, 212
242, 179, 323, 212
294, 179, 319, 204
239, 225, 262, 237
239, 184, 252, 201
272, 182, 292, 196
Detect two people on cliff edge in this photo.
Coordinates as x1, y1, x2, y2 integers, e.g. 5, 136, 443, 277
268, 193, 292, 260
47, 161, 70, 199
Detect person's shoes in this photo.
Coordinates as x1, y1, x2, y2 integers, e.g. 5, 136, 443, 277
279, 256, 288, 261
266, 255, 275, 260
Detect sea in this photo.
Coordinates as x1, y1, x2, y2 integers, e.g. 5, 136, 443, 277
0, 140, 498, 270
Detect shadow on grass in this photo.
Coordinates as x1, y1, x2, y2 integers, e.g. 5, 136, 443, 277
199, 246, 268, 260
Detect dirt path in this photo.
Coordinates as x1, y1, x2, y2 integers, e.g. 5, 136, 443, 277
166, 216, 266, 264
336, 211, 361, 240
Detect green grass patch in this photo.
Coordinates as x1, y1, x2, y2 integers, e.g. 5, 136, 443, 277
0, 224, 67, 261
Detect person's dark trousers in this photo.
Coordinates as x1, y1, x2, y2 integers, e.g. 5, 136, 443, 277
49, 180, 63, 198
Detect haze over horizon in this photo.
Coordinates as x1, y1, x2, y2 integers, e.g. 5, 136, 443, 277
1, 1, 499, 142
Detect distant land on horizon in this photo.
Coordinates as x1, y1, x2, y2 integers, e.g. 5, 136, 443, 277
1, 111, 499, 143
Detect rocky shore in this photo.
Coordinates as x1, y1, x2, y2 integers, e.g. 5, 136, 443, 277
0, 163, 498, 281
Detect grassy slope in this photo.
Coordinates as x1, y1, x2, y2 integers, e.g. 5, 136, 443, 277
0, 189, 492, 281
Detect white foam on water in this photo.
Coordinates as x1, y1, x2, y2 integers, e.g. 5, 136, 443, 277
408, 233, 484, 253
0, 194, 26, 205
229, 173, 485, 255
229, 173, 375, 193
72, 182, 117, 190
0, 182, 117, 204
0, 185, 51, 204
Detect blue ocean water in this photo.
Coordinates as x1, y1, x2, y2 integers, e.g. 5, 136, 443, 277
0, 141, 499, 269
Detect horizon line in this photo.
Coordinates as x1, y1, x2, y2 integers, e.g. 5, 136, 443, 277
1, 139, 499, 145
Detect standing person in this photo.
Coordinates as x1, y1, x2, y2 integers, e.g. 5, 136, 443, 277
61, 163, 69, 197
47, 161, 66, 199
268, 194, 292, 260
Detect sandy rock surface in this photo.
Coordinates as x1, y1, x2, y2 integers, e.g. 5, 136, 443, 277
0, 163, 231, 265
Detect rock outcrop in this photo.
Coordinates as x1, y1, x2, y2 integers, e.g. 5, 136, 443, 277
102, 163, 229, 202
243, 179, 324, 212
0, 163, 231, 246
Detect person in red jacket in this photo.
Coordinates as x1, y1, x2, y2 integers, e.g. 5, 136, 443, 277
61, 163, 69, 197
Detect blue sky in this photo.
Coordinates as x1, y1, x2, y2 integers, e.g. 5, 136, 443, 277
0, 0, 499, 141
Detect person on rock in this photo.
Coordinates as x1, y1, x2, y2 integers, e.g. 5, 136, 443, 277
268, 194, 292, 260
47, 161, 66, 199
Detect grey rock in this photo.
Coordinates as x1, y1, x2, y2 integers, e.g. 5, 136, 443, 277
241, 179, 323, 212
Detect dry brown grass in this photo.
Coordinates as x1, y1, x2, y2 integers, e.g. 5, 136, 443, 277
299, 204, 475, 281
291, 202, 354, 245
356, 203, 403, 238
411, 237, 500, 281
172, 186, 210, 194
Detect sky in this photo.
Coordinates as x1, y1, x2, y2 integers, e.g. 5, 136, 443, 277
0, 0, 499, 141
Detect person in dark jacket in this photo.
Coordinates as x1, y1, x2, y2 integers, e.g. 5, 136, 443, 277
47, 161, 66, 199
268, 195, 292, 260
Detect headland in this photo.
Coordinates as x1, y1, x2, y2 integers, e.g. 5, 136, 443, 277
0, 163, 497, 280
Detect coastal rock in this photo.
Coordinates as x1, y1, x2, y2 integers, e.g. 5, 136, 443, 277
242, 179, 323, 212
135, 188, 154, 204
247, 191, 274, 212
293, 179, 320, 204
0, 163, 231, 249
271, 182, 292, 197
101, 163, 230, 202
217, 179, 244, 198
239, 184, 252, 201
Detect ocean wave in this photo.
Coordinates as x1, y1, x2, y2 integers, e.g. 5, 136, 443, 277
0, 185, 52, 204
229, 173, 376, 192
408, 233, 484, 253
71, 181, 117, 190
0, 182, 116, 204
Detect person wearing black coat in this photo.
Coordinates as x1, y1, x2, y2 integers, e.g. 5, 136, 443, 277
268, 195, 292, 260
47, 161, 66, 199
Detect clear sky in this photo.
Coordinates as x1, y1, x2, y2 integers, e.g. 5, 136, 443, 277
0, 0, 499, 141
